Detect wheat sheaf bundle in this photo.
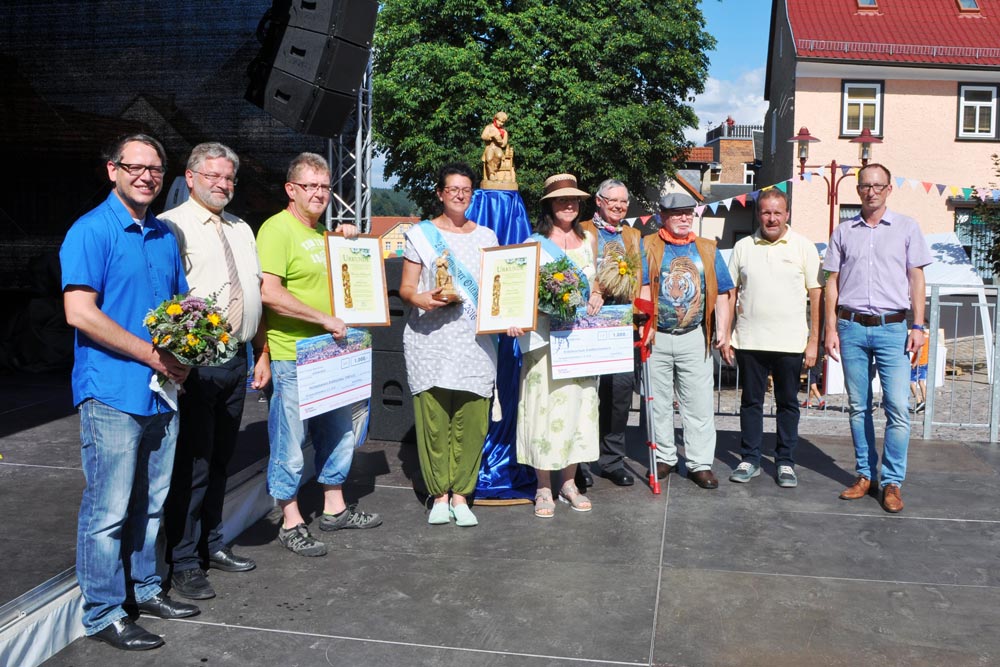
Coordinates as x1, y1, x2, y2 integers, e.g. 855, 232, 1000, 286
595, 240, 641, 303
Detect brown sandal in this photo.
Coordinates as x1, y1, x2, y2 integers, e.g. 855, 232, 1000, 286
558, 481, 592, 512
534, 488, 555, 518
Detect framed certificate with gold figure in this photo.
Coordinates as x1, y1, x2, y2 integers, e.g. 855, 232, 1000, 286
476, 242, 539, 334
324, 233, 390, 327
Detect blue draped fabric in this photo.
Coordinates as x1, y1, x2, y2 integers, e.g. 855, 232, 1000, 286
465, 189, 537, 499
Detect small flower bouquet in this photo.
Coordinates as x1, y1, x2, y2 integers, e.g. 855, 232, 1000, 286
538, 256, 586, 322
595, 240, 641, 304
144, 292, 239, 370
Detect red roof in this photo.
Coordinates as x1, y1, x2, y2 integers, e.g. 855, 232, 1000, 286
370, 216, 419, 236
685, 147, 715, 163
787, 0, 1000, 67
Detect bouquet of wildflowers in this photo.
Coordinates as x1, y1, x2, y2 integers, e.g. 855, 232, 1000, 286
595, 240, 641, 303
144, 292, 239, 369
538, 256, 586, 322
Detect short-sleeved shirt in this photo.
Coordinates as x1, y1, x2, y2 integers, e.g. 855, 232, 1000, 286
256, 209, 330, 360
160, 197, 263, 343
728, 228, 822, 353
60, 191, 188, 415
822, 209, 932, 314
402, 223, 498, 398
651, 242, 734, 333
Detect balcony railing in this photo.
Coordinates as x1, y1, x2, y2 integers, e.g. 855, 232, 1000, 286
706, 123, 763, 142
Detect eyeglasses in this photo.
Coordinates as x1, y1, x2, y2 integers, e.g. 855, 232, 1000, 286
290, 182, 333, 194
598, 196, 629, 206
194, 170, 238, 186
115, 162, 165, 178
442, 186, 473, 197
857, 183, 889, 193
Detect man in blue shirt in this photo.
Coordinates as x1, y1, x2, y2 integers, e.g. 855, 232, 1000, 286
60, 134, 199, 651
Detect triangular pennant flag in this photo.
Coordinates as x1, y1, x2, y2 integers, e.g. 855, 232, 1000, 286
747, 190, 760, 202
895, 177, 906, 188
921, 181, 933, 193
735, 194, 747, 207
708, 202, 719, 214
775, 181, 789, 193
720, 198, 733, 211
803, 172, 813, 182
980, 190, 990, 202
962, 187, 973, 199
694, 205, 706, 216
936, 184, 947, 196
950, 185, 961, 197
639, 215, 651, 223
907, 178, 920, 190
840, 165, 851, 176
992, 189, 1000, 202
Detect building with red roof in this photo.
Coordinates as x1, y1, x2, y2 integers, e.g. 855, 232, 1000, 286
760, 0, 1000, 273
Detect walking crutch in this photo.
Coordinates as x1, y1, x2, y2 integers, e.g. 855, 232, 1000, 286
633, 297, 660, 495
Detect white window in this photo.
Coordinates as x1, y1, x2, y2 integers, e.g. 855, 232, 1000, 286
743, 164, 756, 186
958, 85, 997, 139
842, 82, 882, 135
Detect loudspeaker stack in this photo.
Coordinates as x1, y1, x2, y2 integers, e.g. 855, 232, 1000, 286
369, 258, 416, 443
246, 0, 378, 138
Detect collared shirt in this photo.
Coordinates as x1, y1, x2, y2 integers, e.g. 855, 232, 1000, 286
822, 208, 932, 315
160, 197, 263, 343
728, 227, 822, 353
60, 191, 188, 415
256, 209, 331, 360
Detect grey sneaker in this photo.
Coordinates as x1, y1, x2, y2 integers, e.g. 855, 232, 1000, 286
278, 523, 327, 557
776, 465, 798, 488
319, 506, 383, 532
729, 461, 761, 483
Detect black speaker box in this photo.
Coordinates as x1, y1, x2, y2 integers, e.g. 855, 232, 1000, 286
371, 258, 409, 353
368, 350, 415, 443
246, 1, 377, 138
245, 66, 356, 139
270, 0, 378, 48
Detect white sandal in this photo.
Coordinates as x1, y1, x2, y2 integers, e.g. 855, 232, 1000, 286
534, 488, 555, 518
558, 481, 592, 512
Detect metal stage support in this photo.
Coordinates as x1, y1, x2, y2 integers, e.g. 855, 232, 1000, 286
325, 56, 373, 233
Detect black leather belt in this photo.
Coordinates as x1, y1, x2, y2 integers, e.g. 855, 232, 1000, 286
658, 325, 699, 336
838, 309, 906, 327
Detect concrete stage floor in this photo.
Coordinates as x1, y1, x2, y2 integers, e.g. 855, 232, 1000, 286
3, 372, 999, 666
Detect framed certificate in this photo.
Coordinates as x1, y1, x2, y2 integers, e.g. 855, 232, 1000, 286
325, 233, 390, 327
549, 305, 634, 379
476, 242, 540, 334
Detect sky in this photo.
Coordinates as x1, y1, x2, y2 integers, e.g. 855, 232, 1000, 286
685, 0, 773, 143
373, 0, 774, 187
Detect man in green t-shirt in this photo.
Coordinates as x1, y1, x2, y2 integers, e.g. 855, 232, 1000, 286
257, 152, 380, 558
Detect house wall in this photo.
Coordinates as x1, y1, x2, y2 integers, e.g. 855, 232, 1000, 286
788, 74, 999, 242
760, 0, 798, 192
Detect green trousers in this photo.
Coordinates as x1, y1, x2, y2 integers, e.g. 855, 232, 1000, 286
412, 387, 489, 497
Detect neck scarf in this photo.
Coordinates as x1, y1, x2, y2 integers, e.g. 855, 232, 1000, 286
658, 226, 697, 245
592, 212, 621, 235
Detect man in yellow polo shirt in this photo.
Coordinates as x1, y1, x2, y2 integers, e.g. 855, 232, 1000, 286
722, 189, 822, 488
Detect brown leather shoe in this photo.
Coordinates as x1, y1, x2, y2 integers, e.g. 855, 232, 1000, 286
881, 484, 904, 513
689, 470, 719, 489
655, 462, 675, 479
839, 476, 871, 500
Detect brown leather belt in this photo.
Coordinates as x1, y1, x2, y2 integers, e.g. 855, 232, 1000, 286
838, 309, 906, 327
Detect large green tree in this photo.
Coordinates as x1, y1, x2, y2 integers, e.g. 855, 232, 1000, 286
373, 0, 715, 216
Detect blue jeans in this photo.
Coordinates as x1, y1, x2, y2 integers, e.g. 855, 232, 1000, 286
76, 399, 177, 635
837, 319, 912, 487
268, 360, 355, 500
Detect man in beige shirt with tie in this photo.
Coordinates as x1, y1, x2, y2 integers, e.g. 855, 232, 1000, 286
160, 142, 270, 600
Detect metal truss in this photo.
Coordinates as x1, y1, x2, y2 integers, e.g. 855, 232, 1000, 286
325, 55, 373, 233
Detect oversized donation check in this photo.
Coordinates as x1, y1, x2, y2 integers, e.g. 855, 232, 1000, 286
549, 305, 634, 380
294, 328, 373, 419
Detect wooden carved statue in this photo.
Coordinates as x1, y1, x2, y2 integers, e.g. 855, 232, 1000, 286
435, 251, 461, 303
481, 111, 518, 190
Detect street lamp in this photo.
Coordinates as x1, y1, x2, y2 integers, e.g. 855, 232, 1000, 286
787, 127, 883, 236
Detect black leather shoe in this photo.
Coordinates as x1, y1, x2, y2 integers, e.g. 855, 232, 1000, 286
89, 618, 163, 651
603, 468, 635, 486
171, 568, 215, 600
209, 546, 256, 573
689, 469, 719, 489
655, 462, 675, 479
575, 466, 594, 489
136, 593, 200, 619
